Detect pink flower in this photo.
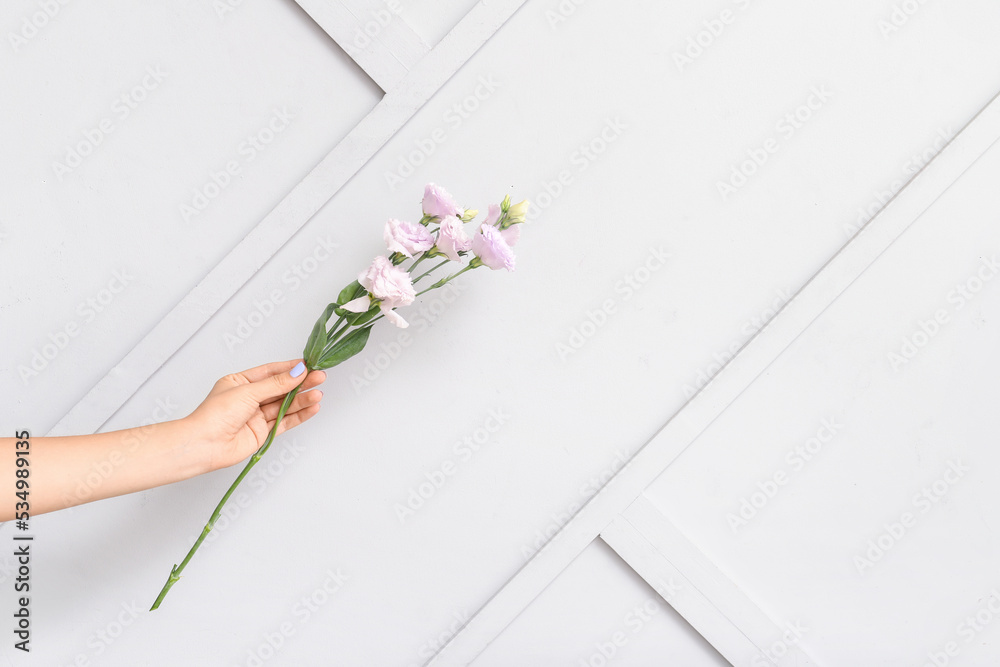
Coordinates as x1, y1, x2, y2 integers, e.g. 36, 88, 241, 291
343, 255, 416, 328
434, 215, 472, 261
472, 223, 516, 271
384, 218, 434, 258
422, 183, 463, 219
482, 203, 520, 247
500, 224, 521, 247
483, 203, 501, 226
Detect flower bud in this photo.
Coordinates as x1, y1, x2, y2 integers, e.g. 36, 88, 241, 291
460, 208, 479, 222
505, 199, 530, 225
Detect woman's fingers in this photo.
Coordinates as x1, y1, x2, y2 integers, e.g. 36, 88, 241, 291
259, 369, 326, 407
261, 388, 324, 423
239, 359, 328, 404
236, 359, 301, 384
216, 362, 326, 406
267, 402, 321, 436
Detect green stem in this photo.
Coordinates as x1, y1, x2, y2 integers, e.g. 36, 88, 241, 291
328, 314, 345, 340
416, 264, 476, 297
149, 381, 304, 611
413, 259, 450, 283
407, 254, 428, 275
322, 318, 350, 356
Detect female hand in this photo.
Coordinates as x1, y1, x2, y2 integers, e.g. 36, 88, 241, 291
184, 359, 327, 472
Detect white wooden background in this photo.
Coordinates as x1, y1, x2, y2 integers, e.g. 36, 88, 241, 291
2, 0, 1000, 665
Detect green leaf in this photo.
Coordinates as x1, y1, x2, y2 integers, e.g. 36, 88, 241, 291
335, 303, 376, 324
316, 325, 372, 369
348, 305, 380, 326
334, 280, 372, 320
337, 280, 363, 305
302, 303, 336, 369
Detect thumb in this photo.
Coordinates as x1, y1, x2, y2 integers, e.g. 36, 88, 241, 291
241, 361, 307, 404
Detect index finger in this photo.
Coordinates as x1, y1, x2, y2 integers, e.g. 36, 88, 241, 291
235, 359, 302, 383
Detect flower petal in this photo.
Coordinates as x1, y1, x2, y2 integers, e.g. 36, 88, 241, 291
342, 295, 371, 313
500, 223, 521, 247
484, 203, 501, 227
381, 304, 409, 328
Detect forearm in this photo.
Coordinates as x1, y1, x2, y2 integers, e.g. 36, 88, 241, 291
0, 420, 209, 521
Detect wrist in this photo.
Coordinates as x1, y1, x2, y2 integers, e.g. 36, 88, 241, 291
159, 417, 215, 479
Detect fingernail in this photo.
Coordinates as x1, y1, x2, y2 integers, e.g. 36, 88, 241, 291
290, 362, 306, 378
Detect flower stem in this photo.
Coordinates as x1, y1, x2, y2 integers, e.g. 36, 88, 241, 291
416, 264, 476, 297
407, 254, 428, 275
413, 259, 450, 283
322, 318, 350, 356
328, 314, 345, 339
149, 382, 304, 611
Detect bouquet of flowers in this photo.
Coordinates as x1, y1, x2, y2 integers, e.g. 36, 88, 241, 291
150, 184, 528, 609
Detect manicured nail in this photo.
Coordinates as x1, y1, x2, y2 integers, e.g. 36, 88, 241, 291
290, 362, 306, 378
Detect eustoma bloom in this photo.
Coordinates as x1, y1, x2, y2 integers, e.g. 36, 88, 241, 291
434, 215, 473, 261
421, 182, 465, 219
342, 255, 417, 327
150, 184, 528, 609
472, 223, 516, 271
384, 218, 434, 257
